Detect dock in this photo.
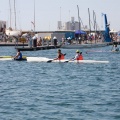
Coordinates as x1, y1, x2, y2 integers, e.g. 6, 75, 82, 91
1, 41, 120, 51
0, 42, 61, 51
0, 42, 28, 46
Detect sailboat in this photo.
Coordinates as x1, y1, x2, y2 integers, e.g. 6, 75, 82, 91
6, 0, 22, 37
6, 28, 21, 37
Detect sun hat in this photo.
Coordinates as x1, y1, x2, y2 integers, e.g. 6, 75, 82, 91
76, 50, 80, 53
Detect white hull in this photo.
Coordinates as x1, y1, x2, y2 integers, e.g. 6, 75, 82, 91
0, 56, 109, 63
27, 57, 50, 62
6, 29, 22, 37
27, 57, 109, 63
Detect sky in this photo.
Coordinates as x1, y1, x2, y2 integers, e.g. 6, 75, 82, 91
0, 0, 120, 31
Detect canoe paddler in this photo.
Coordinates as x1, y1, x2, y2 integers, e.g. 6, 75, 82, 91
72, 50, 83, 60
64, 50, 83, 63
47, 49, 66, 62
14, 49, 22, 60
54, 49, 66, 60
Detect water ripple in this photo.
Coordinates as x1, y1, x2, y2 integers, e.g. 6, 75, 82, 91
0, 46, 120, 119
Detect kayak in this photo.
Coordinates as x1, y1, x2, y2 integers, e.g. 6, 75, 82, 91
0, 56, 27, 61
27, 57, 109, 63
27, 57, 50, 62
0, 56, 109, 63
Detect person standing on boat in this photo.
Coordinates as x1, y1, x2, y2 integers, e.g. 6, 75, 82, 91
14, 49, 22, 60
54, 49, 65, 60
53, 36, 57, 47
72, 50, 83, 60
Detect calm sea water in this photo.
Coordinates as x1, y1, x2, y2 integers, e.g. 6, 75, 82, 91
0, 46, 120, 120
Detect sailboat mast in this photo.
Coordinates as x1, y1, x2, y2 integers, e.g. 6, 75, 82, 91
60, 7, 61, 21
88, 8, 91, 36
14, 0, 16, 30
34, 0, 35, 32
93, 10, 96, 43
93, 11, 95, 31
77, 5, 81, 31
9, 0, 11, 28
95, 12, 97, 32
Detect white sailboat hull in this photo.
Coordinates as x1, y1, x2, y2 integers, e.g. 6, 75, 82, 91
6, 29, 22, 37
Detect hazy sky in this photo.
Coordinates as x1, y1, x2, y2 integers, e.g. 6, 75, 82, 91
0, 0, 119, 31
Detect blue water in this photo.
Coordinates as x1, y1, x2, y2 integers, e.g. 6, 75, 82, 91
0, 46, 120, 120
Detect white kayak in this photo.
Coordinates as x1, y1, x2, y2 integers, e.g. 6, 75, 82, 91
27, 57, 50, 62
27, 57, 109, 63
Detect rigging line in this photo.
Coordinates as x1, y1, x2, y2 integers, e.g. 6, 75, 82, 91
88, 8, 91, 34
9, 0, 11, 27
14, 0, 16, 30
34, 0, 35, 32
77, 5, 81, 31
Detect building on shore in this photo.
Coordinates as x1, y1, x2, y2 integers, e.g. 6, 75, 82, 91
57, 17, 88, 31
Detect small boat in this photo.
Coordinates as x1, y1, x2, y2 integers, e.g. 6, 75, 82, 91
27, 57, 109, 63
0, 56, 109, 63
6, 29, 22, 37
6, 0, 22, 37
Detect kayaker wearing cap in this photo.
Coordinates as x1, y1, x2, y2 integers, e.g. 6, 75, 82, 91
54, 49, 66, 60
72, 50, 83, 60
14, 49, 22, 60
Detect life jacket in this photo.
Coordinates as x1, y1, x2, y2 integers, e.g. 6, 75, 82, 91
77, 54, 83, 60
58, 53, 65, 60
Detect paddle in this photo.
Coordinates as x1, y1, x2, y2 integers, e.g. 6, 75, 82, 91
47, 59, 54, 63
47, 58, 62, 63
64, 60, 70, 63
64, 57, 74, 63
